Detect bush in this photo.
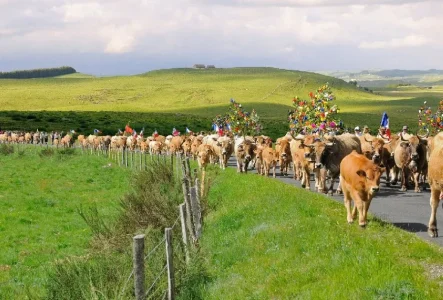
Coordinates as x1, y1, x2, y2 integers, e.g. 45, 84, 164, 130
0, 144, 14, 155
39, 148, 54, 157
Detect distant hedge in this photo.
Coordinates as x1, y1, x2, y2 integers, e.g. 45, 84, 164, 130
0, 66, 76, 79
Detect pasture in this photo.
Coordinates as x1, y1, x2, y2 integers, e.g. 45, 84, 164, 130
1, 68, 443, 138
199, 167, 443, 299
0, 146, 130, 298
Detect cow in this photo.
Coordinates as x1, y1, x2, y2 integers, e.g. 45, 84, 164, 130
340, 151, 385, 227
312, 133, 362, 194
181, 137, 192, 157
393, 133, 428, 192
234, 136, 256, 173
216, 136, 234, 170
382, 135, 400, 185
261, 145, 277, 178
291, 135, 318, 190
361, 134, 393, 185
427, 132, 443, 237
169, 136, 183, 155
197, 144, 213, 171
191, 136, 203, 160
275, 137, 291, 176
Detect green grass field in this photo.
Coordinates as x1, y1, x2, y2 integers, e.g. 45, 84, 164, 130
1, 67, 442, 136
0, 146, 130, 298
200, 168, 443, 299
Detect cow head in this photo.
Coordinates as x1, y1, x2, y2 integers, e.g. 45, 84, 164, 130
400, 133, 426, 161
219, 139, 233, 155
312, 139, 334, 169
198, 145, 213, 168
356, 166, 385, 195
370, 138, 387, 164
243, 141, 256, 161
278, 138, 290, 161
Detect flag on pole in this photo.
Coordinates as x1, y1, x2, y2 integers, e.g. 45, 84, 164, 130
132, 129, 137, 137
172, 128, 180, 136
153, 129, 159, 138
125, 123, 133, 134
139, 127, 144, 137
93, 129, 101, 135
380, 112, 391, 138
186, 127, 191, 134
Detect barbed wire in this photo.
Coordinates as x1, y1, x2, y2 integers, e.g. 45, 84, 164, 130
145, 264, 167, 298
119, 269, 134, 298
171, 215, 181, 230
144, 236, 167, 261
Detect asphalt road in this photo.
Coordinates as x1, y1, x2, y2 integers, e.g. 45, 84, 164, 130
227, 157, 443, 247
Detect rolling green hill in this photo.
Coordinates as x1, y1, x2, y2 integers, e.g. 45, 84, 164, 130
0, 67, 442, 136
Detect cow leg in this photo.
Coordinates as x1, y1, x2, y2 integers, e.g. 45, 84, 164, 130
400, 167, 408, 191
272, 163, 276, 178
428, 188, 441, 238
352, 192, 366, 227
327, 176, 336, 196
413, 171, 422, 193
236, 160, 242, 173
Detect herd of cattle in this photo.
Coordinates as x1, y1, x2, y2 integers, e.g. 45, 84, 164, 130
1, 129, 443, 237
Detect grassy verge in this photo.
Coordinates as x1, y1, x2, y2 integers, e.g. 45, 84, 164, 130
199, 168, 443, 299
0, 145, 131, 298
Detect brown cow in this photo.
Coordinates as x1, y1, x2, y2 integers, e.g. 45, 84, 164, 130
340, 151, 385, 227
181, 138, 192, 157
427, 132, 443, 237
393, 133, 428, 192
191, 137, 203, 160
291, 135, 318, 190
217, 136, 234, 170
169, 136, 183, 155
197, 144, 213, 170
261, 145, 277, 178
312, 133, 362, 194
234, 136, 256, 173
275, 137, 291, 176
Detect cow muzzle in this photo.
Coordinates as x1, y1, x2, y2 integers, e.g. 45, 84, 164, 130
222, 150, 227, 154
411, 153, 419, 160
304, 153, 310, 158
315, 163, 322, 169
245, 155, 251, 160
371, 187, 380, 193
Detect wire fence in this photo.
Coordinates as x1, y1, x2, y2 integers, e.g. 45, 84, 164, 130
3, 140, 204, 299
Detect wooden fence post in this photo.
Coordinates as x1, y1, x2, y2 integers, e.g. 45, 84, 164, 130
133, 234, 145, 300
165, 228, 175, 300
179, 203, 190, 263
182, 178, 196, 242
190, 187, 202, 239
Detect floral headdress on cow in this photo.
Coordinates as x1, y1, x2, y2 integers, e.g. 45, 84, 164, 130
288, 83, 343, 135
418, 100, 443, 135
227, 99, 262, 136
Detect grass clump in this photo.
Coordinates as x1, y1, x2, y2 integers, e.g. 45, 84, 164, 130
0, 144, 14, 155
46, 159, 208, 299
39, 148, 54, 157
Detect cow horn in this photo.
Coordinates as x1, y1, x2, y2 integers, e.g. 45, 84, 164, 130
416, 128, 429, 139
364, 134, 374, 143
325, 142, 334, 147
295, 134, 305, 140
384, 139, 391, 144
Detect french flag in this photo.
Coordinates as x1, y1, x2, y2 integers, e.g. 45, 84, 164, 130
380, 112, 391, 138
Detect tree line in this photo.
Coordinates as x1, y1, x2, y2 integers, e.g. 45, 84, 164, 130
0, 66, 76, 79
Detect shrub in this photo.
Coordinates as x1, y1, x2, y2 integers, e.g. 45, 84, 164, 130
0, 144, 14, 155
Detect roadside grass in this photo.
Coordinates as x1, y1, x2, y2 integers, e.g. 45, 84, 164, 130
200, 168, 443, 299
0, 146, 130, 298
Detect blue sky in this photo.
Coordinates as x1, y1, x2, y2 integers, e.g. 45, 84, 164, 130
1, 0, 442, 75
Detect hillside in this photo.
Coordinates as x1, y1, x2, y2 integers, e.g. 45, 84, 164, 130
0, 67, 442, 135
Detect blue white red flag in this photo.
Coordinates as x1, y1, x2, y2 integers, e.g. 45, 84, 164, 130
186, 127, 191, 133
380, 112, 391, 138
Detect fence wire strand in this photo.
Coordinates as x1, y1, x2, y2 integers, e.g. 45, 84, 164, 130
145, 264, 167, 297
119, 269, 134, 297
144, 236, 167, 261
171, 215, 181, 230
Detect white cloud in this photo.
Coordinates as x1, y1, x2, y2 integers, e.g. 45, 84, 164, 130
0, 0, 443, 71
359, 35, 430, 49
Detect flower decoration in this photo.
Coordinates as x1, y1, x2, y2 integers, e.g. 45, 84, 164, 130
221, 99, 262, 136
418, 100, 443, 135
288, 83, 343, 135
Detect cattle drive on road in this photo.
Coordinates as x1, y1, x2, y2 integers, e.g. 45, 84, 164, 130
2, 127, 443, 243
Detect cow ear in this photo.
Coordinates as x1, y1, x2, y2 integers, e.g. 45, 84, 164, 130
356, 170, 366, 177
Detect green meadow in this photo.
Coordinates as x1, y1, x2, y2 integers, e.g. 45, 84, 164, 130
199, 168, 443, 299
0, 146, 130, 298
1, 67, 442, 137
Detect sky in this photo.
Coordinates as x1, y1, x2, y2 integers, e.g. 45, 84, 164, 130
0, 0, 442, 75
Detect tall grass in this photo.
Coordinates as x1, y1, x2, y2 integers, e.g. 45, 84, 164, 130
46, 159, 210, 299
